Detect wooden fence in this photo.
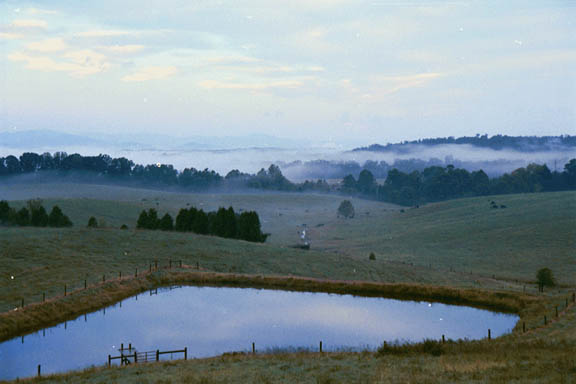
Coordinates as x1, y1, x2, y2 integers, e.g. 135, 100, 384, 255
108, 347, 187, 366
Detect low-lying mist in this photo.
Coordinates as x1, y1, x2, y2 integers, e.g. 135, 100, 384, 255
1, 143, 574, 181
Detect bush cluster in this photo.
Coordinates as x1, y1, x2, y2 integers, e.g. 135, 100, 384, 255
0, 199, 73, 227
136, 206, 268, 243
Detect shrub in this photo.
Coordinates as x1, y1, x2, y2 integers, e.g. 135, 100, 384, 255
369, 252, 376, 260
376, 339, 444, 357
120, 224, 128, 230
87, 217, 98, 228
337, 200, 355, 218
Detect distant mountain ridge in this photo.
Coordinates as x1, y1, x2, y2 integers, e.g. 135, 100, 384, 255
354, 135, 576, 153
0, 130, 307, 150
0, 130, 105, 148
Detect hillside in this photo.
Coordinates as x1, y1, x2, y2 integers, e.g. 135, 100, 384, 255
0, 186, 575, 382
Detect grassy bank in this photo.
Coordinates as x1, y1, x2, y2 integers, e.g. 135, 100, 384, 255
1, 269, 547, 343
11, 337, 576, 383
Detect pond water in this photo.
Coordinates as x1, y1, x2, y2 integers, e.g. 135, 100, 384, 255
0, 286, 518, 380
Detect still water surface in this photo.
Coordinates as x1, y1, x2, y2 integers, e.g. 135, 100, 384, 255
0, 286, 518, 380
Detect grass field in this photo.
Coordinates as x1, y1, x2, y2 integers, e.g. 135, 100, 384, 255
0, 183, 575, 383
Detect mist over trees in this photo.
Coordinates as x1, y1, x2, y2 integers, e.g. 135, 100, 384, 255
0, 151, 575, 207
354, 134, 576, 152
341, 161, 576, 206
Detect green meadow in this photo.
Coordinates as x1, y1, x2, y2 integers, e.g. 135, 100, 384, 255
0, 183, 575, 382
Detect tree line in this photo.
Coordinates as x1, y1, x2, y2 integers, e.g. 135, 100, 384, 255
355, 134, 576, 152
0, 199, 73, 227
340, 159, 576, 206
1, 151, 575, 206
0, 152, 319, 192
136, 206, 268, 243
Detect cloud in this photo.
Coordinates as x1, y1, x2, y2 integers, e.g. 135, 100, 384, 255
337, 72, 444, 104
122, 66, 178, 82
11, 19, 47, 28
200, 55, 260, 64
0, 32, 24, 40
26, 38, 68, 52
76, 29, 139, 37
26, 8, 59, 15
8, 49, 109, 77
99, 44, 145, 54
199, 79, 303, 90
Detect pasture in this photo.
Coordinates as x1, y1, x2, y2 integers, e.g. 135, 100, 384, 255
0, 183, 575, 383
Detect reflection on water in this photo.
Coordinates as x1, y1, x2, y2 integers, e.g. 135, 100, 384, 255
0, 286, 518, 380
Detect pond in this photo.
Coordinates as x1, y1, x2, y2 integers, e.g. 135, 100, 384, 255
0, 286, 518, 380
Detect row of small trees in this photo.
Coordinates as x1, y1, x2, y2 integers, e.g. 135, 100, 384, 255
136, 206, 268, 243
0, 199, 73, 227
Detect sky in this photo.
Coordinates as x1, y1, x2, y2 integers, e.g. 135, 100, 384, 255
0, 0, 575, 145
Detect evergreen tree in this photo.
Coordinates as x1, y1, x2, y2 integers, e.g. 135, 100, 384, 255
175, 208, 190, 231
16, 207, 30, 226
0, 200, 10, 223
159, 213, 174, 231
136, 210, 149, 229
213, 207, 229, 237
237, 211, 267, 242
146, 208, 159, 230
193, 209, 209, 234
48, 206, 73, 227
30, 205, 49, 227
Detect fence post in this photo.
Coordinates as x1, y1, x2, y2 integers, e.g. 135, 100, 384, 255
523, 322, 526, 333
169, 259, 172, 269
156, 350, 160, 361
84, 279, 87, 289
252, 342, 255, 354
184, 347, 187, 360
135, 268, 138, 277
21, 298, 24, 308
43, 292, 45, 302
119, 271, 122, 280
319, 341, 323, 353
64, 284, 67, 296
108, 355, 111, 367
103, 274, 106, 283
149, 263, 152, 273
573, 292, 575, 303
38, 364, 41, 377
544, 315, 547, 325
488, 329, 491, 340
556, 306, 559, 318
155, 260, 158, 270
134, 352, 138, 363
442, 334, 445, 344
